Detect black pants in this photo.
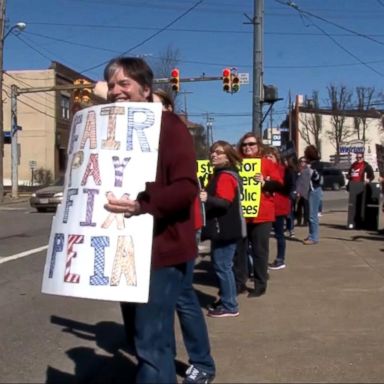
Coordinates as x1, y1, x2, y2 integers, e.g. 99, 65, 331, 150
296, 197, 309, 226
247, 222, 272, 291
232, 237, 249, 290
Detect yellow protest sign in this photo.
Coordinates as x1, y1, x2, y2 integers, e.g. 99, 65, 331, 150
197, 159, 261, 218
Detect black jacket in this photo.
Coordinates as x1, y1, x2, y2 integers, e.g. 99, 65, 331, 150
201, 167, 246, 242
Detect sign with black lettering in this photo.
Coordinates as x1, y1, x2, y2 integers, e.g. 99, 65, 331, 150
197, 159, 261, 218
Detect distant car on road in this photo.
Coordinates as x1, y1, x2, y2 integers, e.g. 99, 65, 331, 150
30, 177, 64, 212
322, 168, 346, 190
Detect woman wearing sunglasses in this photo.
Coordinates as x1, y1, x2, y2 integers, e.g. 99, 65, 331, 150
237, 132, 283, 298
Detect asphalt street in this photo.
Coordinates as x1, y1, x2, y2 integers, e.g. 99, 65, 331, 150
1, 191, 384, 383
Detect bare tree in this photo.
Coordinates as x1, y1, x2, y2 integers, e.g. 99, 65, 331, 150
153, 45, 180, 80
151, 45, 181, 105
299, 91, 322, 149
326, 84, 354, 161
354, 86, 375, 143
150, 46, 208, 156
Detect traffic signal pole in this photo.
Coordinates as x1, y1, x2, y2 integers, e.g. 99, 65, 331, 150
252, 0, 264, 137
9, 76, 226, 197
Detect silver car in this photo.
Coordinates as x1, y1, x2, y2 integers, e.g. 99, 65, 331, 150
30, 177, 64, 212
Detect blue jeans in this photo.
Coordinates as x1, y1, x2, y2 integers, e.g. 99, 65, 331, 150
176, 260, 215, 375
120, 264, 186, 383
273, 215, 286, 263
308, 187, 322, 242
211, 241, 238, 312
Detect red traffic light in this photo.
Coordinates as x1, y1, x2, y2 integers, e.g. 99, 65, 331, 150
222, 68, 231, 92
170, 68, 180, 92
223, 68, 231, 77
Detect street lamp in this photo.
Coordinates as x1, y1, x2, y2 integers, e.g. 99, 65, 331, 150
4, 22, 26, 40
0, 21, 26, 201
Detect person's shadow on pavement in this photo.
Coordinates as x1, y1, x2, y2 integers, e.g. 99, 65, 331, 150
45, 316, 136, 384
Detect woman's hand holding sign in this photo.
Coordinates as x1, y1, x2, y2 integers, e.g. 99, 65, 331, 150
104, 191, 141, 218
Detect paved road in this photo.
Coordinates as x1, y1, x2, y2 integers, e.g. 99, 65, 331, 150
2, 192, 384, 383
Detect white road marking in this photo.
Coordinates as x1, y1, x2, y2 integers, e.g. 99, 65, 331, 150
0, 245, 48, 265
0, 207, 28, 211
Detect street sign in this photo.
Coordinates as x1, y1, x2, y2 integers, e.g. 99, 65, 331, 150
238, 73, 249, 85
29, 160, 37, 169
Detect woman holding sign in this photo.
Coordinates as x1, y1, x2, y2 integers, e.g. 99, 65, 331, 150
237, 133, 283, 298
200, 140, 246, 318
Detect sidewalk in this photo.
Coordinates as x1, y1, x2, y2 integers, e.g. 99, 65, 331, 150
178, 210, 384, 383
0, 193, 30, 205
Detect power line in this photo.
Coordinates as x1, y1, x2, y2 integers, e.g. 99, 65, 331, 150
23, 22, 384, 38
275, 0, 384, 48
80, 0, 205, 74
303, 16, 384, 77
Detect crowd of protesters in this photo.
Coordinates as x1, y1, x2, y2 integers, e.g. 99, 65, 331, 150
91, 57, 329, 384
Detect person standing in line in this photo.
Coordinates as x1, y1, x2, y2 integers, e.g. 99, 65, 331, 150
263, 147, 295, 270
295, 156, 310, 227
303, 145, 323, 245
346, 152, 374, 185
101, 57, 202, 383
237, 133, 283, 297
153, 89, 215, 383
200, 140, 246, 318
284, 156, 299, 238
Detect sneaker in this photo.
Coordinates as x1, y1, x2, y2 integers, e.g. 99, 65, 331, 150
207, 306, 239, 318
268, 260, 286, 270
289, 231, 295, 238
183, 365, 215, 384
207, 299, 222, 312
247, 288, 266, 298
318, 212, 322, 217
303, 239, 318, 245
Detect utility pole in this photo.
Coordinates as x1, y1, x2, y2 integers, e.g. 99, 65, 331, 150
10, 84, 18, 198
252, 0, 264, 137
0, 0, 5, 202
205, 114, 214, 149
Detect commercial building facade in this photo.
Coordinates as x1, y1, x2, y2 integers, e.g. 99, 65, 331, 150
289, 95, 384, 171
2, 61, 94, 186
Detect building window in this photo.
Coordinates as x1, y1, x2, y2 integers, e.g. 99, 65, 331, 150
60, 95, 70, 120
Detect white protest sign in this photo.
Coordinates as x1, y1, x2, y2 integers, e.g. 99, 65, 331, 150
42, 102, 162, 303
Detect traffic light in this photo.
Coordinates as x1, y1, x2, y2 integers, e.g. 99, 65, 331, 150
170, 68, 180, 92
73, 79, 92, 105
222, 68, 231, 92
231, 71, 240, 93
73, 79, 83, 103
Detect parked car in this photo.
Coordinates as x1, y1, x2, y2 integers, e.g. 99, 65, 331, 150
321, 168, 346, 190
30, 177, 64, 212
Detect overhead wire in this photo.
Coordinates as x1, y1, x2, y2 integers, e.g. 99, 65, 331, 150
274, 0, 384, 77
80, 0, 205, 74
275, 0, 384, 47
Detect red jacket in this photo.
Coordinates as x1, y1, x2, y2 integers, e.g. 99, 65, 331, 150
274, 164, 291, 217
244, 156, 283, 224
137, 111, 198, 268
